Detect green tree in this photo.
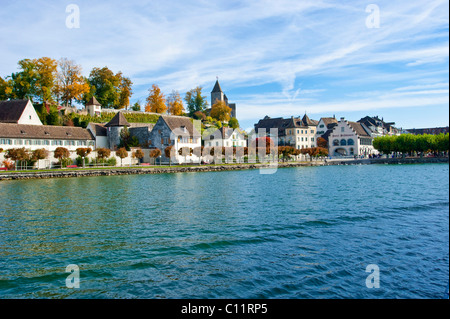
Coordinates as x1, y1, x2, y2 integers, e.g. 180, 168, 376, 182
131, 101, 141, 111
118, 126, 140, 151
229, 117, 239, 129
86, 67, 131, 109
185, 86, 208, 116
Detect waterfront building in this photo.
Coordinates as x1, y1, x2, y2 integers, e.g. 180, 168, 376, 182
357, 116, 400, 137
254, 114, 318, 149
328, 117, 376, 157
148, 115, 201, 164
315, 117, 338, 146
203, 127, 247, 148
0, 100, 95, 152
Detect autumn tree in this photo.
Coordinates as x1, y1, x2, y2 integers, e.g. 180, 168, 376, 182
118, 73, 133, 109
149, 148, 162, 164
210, 100, 231, 123
164, 145, 175, 165
32, 148, 49, 161
76, 147, 92, 167
166, 90, 185, 116
34, 57, 58, 103
4, 148, 30, 169
0, 76, 13, 100
316, 137, 328, 149
145, 84, 167, 113
185, 86, 208, 116
96, 148, 111, 161
55, 58, 90, 107
133, 148, 145, 164
54, 147, 71, 168
116, 147, 128, 166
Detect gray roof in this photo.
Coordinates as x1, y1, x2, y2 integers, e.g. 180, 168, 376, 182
88, 123, 107, 137
348, 121, 371, 137
160, 116, 200, 136
0, 123, 94, 140
0, 100, 29, 123
105, 112, 130, 127
87, 96, 101, 106
211, 80, 223, 93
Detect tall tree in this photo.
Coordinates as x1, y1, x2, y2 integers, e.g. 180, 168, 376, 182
210, 100, 231, 122
8, 57, 58, 103
86, 66, 125, 108
55, 58, 90, 107
145, 84, 167, 113
117, 73, 133, 109
9, 58, 39, 101
34, 57, 58, 103
185, 86, 208, 116
166, 90, 185, 116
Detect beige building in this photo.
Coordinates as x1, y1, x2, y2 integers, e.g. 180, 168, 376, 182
280, 114, 319, 150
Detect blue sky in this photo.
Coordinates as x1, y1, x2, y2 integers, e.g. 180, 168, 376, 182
0, 0, 448, 131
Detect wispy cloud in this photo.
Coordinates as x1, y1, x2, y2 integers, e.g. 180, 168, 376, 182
0, 0, 448, 128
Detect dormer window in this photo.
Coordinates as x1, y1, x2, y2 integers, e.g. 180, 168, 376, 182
20, 130, 26, 134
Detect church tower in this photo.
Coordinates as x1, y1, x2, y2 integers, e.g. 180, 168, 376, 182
211, 79, 224, 107
210, 79, 236, 119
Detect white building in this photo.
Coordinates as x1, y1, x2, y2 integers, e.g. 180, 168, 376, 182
148, 115, 201, 164
328, 117, 376, 157
0, 99, 43, 125
86, 96, 102, 117
203, 127, 247, 148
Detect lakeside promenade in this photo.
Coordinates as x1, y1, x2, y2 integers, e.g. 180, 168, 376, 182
0, 157, 448, 181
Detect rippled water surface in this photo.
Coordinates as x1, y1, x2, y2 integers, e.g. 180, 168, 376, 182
0, 163, 448, 298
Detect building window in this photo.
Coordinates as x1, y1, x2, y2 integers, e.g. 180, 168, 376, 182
341, 127, 345, 132
340, 139, 347, 146
310, 130, 314, 134
350, 147, 354, 155
347, 139, 355, 145
333, 139, 339, 146
320, 124, 324, 128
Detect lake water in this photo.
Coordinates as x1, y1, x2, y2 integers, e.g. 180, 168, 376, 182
0, 163, 448, 299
